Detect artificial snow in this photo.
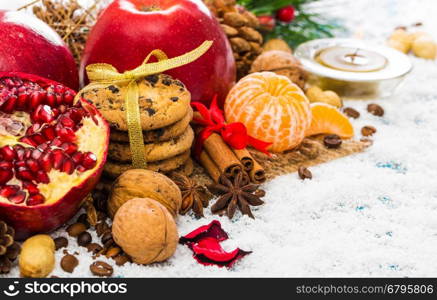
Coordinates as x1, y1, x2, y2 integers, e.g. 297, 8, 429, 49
2, 0, 437, 277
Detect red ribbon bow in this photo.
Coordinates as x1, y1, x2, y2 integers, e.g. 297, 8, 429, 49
191, 96, 271, 159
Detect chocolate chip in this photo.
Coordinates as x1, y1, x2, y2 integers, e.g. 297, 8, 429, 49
174, 80, 184, 88
145, 107, 156, 116
77, 231, 92, 247
145, 74, 159, 84
343, 107, 360, 119
107, 85, 119, 94
298, 166, 312, 180
90, 261, 113, 277
66, 223, 87, 237
170, 97, 179, 102
367, 103, 384, 117
361, 125, 377, 136
155, 127, 165, 138
61, 254, 78, 273
162, 78, 172, 86
54, 237, 68, 251
323, 134, 342, 149
86, 243, 103, 255
145, 98, 153, 104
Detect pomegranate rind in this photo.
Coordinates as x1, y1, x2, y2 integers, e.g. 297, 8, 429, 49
0, 72, 109, 239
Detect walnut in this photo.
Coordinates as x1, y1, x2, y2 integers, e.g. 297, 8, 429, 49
108, 169, 182, 219
263, 39, 292, 54
112, 198, 178, 265
412, 32, 436, 59
306, 86, 343, 108
250, 50, 307, 89
19, 235, 55, 278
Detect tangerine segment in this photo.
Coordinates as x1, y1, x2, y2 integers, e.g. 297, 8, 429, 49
224, 72, 311, 152
305, 103, 354, 138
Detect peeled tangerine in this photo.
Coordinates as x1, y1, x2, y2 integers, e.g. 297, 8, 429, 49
305, 103, 354, 138
112, 198, 178, 265
225, 72, 311, 152
108, 169, 182, 219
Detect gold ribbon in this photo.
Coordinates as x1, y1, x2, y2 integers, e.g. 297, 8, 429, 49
78, 41, 213, 169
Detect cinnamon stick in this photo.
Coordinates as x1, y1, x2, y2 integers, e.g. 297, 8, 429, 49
199, 151, 221, 183
203, 133, 242, 177
232, 148, 254, 172
250, 159, 266, 184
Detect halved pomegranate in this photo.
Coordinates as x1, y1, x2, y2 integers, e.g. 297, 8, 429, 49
0, 72, 109, 239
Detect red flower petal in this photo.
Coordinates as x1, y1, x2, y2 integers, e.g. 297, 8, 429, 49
179, 220, 228, 244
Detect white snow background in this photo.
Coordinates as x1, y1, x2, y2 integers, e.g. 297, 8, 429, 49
1, 0, 437, 277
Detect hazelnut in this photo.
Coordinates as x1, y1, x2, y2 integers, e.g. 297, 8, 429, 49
112, 198, 178, 265
19, 235, 55, 278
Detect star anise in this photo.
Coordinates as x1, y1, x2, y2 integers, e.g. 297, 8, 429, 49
171, 173, 212, 218
208, 173, 265, 219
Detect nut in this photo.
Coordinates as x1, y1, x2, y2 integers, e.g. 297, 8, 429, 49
263, 39, 292, 54
412, 32, 436, 59
112, 198, 178, 265
306, 86, 342, 108
19, 234, 55, 278
250, 50, 307, 89
108, 169, 182, 219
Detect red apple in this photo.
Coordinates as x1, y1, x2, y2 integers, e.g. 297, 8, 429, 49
0, 10, 79, 91
80, 0, 235, 107
0, 72, 109, 239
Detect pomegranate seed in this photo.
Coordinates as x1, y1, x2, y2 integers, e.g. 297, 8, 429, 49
14, 161, 26, 169
14, 145, 25, 160
19, 136, 37, 147
30, 133, 46, 145
31, 148, 43, 160
71, 152, 83, 165
0, 169, 13, 185
22, 181, 39, 195
67, 108, 84, 123
4, 78, 14, 87
0, 146, 15, 161
26, 123, 41, 135
61, 142, 78, 155
54, 85, 65, 94
30, 91, 43, 107
24, 148, 33, 160
56, 126, 75, 142
64, 92, 74, 105
35, 170, 50, 184
39, 152, 53, 172
50, 137, 62, 147
59, 115, 75, 128
76, 165, 87, 172
31, 105, 55, 123
52, 108, 59, 117
52, 149, 64, 170
46, 92, 56, 107
9, 191, 26, 204
0, 161, 13, 169
62, 158, 75, 175
26, 159, 40, 173
2, 95, 17, 113
27, 194, 45, 206
16, 167, 34, 181
0, 185, 20, 198
56, 94, 64, 106
82, 152, 97, 170
17, 92, 29, 110
41, 126, 56, 140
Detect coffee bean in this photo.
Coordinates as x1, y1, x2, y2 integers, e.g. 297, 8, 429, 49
343, 107, 360, 119
298, 166, 312, 180
92, 190, 108, 212
95, 222, 110, 237
86, 243, 103, 255
367, 103, 384, 116
90, 261, 113, 277
77, 231, 92, 247
54, 237, 68, 251
60, 254, 78, 273
66, 223, 87, 237
361, 125, 377, 136
97, 211, 107, 222
114, 254, 130, 266
323, 134, 342, 149
105, 247, 121, 258
101, 231, 113, 245
77, 213, 90, 228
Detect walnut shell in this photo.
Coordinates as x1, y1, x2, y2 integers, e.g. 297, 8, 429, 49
250, 50, 307, 89
112, 198, 178, 265
19, 235, 55, 278
108, 169, 182, 219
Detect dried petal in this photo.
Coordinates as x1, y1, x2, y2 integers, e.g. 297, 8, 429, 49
179, 220, 228, 244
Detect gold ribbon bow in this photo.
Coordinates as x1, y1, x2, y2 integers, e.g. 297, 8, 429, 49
79, 41, 213, 169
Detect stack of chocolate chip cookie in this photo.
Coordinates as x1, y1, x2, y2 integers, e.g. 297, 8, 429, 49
82, 73, 194, 182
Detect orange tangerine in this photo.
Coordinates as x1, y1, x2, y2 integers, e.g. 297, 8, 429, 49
224, 72, 312, 152
305, 103, 354, 138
